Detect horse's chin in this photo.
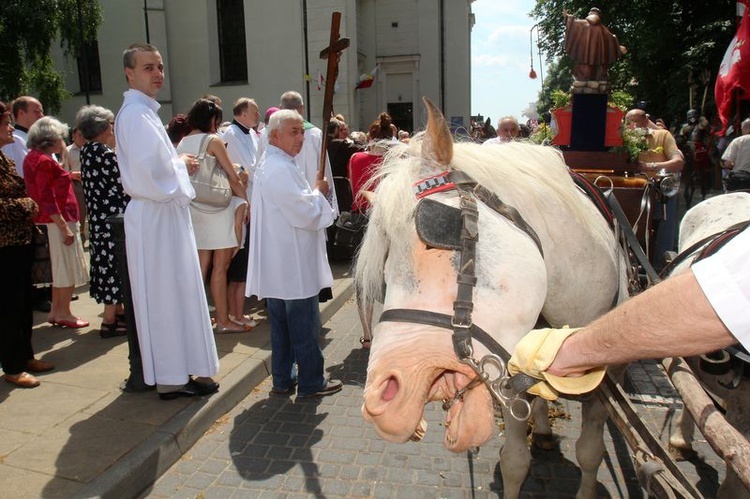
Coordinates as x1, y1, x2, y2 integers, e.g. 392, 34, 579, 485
438, 373, 496, 452
363, 366, 495, 451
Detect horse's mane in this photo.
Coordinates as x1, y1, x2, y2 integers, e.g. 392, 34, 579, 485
354, 136, 613, 305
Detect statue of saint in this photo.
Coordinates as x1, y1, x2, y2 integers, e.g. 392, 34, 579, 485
564, 7, 626, 82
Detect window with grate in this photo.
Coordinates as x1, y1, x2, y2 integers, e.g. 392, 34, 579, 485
217, 0, 248, 82
77, 40, 102, 93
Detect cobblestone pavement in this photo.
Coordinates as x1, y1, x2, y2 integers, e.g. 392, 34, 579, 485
145, 297, 726, 498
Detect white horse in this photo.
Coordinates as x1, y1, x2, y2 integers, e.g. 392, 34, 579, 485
666, 192, 750, 499
356, 98, 628, 498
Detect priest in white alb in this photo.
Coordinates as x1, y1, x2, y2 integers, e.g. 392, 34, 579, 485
114, 43, 220, 400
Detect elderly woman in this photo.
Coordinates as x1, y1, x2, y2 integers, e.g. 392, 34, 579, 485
176, 98, 249, 334
23, 116, 89, 328
0, 101, 54, 388
76, 105, 130, 338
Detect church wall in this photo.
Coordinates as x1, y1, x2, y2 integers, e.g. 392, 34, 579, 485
49, 0, 472, 136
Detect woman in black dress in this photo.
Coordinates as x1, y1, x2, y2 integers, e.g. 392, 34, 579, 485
76, 105, 130, 338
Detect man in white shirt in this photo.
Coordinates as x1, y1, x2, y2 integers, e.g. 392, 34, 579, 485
1, 96, 44, 176
221, 97, 261, 328
482, 116, 520, 146
721, 118, 750, 191
222, 97, 261, 190
246, 109, 342, 399
114, 43, 219, 400
278, 91, 339, 217
508, 226, 750, 398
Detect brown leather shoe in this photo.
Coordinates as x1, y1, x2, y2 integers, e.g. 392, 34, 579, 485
4, 372, 40, 388
26, 359, 55, 373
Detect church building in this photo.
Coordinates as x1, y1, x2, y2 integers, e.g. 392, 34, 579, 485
52, 0, 475, 134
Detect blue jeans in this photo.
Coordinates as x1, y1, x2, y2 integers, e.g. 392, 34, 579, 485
266, 296, 325, 396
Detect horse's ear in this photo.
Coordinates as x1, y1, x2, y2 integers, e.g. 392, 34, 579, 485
422, 97, 453, 168
362, 191, 376, 205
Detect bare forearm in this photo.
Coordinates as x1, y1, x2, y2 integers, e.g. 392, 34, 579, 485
547, 271, 736, 376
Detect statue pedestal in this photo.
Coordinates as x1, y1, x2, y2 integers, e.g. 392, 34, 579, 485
571, 93, 608, 151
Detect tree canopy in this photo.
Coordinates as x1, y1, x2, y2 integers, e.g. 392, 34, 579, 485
0, 0, 102, 113
531, 0, 736, 129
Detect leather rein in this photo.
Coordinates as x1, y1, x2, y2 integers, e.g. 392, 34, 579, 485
378, 170, 544, 419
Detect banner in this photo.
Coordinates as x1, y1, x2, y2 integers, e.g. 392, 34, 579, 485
716, 1, 750, 134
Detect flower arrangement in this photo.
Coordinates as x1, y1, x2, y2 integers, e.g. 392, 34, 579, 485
611, 126, 649, 161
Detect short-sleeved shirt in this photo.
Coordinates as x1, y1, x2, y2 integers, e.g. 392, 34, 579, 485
638, 129, 681, 163
692, 227, 750, 349
721, 134, 750, 173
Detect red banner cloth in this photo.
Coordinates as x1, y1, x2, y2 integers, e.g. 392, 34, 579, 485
716, 3, 750, 135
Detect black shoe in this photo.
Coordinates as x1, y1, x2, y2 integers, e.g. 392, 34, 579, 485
270, 380, 298, 396
158, 379, 219, 400
71, 293, 79, 301
297, 379, 343, 399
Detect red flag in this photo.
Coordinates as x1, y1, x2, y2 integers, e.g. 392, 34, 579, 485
716, 3, 750, 135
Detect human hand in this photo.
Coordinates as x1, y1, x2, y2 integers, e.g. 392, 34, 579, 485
181, 154, 200, 175
70, 171, 82, 181
61, 226, 75, 246
314, 177, 330, 197
507, 327, 604, 400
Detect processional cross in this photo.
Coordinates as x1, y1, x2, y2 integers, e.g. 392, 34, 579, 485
318, 11, 350, 181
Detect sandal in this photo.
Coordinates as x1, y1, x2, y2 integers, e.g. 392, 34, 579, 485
215, 323, 252, 334
359, 336, 372, 350
115, 313, 127, 328
229, 314, 258, 328
100, 321, 128, 339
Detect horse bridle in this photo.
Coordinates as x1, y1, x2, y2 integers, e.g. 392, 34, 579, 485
378, 170, 544, 420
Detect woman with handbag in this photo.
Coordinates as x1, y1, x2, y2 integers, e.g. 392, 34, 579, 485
0, 101, 54, 388
177, 98, 250, 334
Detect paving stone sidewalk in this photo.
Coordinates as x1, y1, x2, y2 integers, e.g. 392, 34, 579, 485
147, 297, 726, 498
0, 260, 354, 499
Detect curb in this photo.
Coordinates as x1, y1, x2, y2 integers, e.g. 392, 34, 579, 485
74, 278, 355, 498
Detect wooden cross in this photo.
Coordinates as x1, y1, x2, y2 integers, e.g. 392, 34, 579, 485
318, 11, 350, 181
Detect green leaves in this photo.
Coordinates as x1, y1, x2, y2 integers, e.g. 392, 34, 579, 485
0, 0, 101, 113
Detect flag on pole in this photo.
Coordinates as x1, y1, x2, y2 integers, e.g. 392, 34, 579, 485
716, 1, 750, 134
355, 65, 379, 90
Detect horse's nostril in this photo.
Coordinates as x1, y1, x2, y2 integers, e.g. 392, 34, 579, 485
382, 376, 399, 402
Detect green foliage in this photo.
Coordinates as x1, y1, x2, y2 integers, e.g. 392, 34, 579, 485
531, 0, 735, 127
550, 89, 571, 109
0, 0, 102, 113
528, 122, 555, 144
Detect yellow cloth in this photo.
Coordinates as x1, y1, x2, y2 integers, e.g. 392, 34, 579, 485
508, 327, 606, 401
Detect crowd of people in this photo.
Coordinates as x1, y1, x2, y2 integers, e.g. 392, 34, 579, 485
0, 42, 410, 395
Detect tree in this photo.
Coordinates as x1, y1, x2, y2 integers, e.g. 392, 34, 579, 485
531, 0, 735, 129
0, 0, 102, 113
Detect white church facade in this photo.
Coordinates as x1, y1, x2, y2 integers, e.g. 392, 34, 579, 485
52, 0, 475, 134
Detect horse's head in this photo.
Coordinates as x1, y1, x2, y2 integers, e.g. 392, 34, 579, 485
356, 98, 550, 451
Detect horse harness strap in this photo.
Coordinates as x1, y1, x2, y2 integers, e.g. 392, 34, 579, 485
379, 309, 512, 363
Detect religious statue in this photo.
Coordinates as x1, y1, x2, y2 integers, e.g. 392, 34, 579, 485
563, 7, 626, 85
